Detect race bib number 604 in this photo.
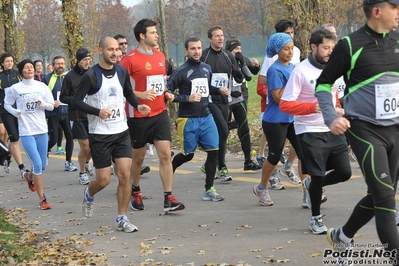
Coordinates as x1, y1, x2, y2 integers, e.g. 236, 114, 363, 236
375, 82, 399, 120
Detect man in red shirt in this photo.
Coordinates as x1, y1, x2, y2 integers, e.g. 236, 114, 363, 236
120, 18, 184, 213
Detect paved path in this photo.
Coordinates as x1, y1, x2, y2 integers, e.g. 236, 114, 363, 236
0, 146, 396, 265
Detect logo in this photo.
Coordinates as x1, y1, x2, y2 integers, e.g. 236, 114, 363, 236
108, 87, 117, 96
380, 173, 388, 179
145, 62, 152, 70
158, 62, 164, 67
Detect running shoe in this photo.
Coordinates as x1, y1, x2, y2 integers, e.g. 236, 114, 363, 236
65, 161, 78, 172
116, 216, 138, 233
395, 208, 399, 226
279, 154, 286, 164
302, 177, 328, 209
131, 190, 145, 210
23, 171, 35, 192
216, 167, 232, 182
78, 172, 90, 185
244, 160, 262, 171
200, 163, 206, 174
163, 194, 185, 212
309, 214, 327, 234
326, 227, 354, 252
302, 192, 309, 208
140, 165, 150, 175
253, 184, 274, 206
255, 155, 266, 167
3, 159, 11, 174
268, 172, 285, 190
20, 167, 29, 179
82, 187, 94, 217
146, 143, 154, 156
39, 197, 51, 210
56, 147, 65, 155
85, 162, 94, 176
278, 165, 301, 184
202, 186, 224, 201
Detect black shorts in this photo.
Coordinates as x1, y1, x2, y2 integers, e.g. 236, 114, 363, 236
297, 132, 348, 176
71, 121, 89, 139
1, 113, 19, 142
127, 110, 171, 149
88, 129, 132, 169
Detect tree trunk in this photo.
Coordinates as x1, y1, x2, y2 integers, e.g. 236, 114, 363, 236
157, 0, 168, 59
2, 0, 19, 61
61, 0, 84, 68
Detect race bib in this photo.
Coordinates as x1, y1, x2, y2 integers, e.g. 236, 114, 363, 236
146, 75, 165, 96
375, 82, 399, 119
101, 100, 123, 123
191, 78, 209, 97
211, 73, 229, 88
22, 94, 39, 113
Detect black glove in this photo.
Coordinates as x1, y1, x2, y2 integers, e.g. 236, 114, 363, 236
235, 52, 244, 66
230, 91, 242, 98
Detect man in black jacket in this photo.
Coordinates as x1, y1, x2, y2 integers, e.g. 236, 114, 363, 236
60, 48, 92, 185
201, 26, 243, 182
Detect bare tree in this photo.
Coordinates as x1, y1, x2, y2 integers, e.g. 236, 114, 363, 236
165, 0, 206, 65
21, 0, 63, 64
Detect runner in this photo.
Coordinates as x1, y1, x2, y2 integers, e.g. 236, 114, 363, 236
120, 19, 184, 212
168, 36, 229, 201
72, 36, 150, 232
315, 0, 399, 261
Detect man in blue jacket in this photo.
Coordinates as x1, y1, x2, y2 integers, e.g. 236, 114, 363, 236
42, 56, 77, 172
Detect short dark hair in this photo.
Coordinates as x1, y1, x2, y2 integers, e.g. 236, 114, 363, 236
0, 52, 14, 66
184, 36, 201, 49
134, 19, 157, 42
363, 3, 380, 19
275, 19, 296, 33
33, 59, 43, 66
309, 28, 336, 48
114, 34, 126, 40
52, 55, 65, 65
207, 26, 223, 39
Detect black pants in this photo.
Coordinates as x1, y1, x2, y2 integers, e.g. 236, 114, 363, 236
229, 101, 251, 161
343, 120, 399, 260
47, 115, 74, 161
208, 102, 229, 170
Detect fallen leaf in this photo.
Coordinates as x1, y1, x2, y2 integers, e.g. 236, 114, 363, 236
311, 252, 321, 257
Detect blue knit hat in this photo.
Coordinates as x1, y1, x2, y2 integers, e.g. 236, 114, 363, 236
266, 33, 293, 58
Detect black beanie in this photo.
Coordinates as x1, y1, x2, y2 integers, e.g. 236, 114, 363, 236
17, 59, 34, 76
226, 41, 241, 52
76, 48, 90, 63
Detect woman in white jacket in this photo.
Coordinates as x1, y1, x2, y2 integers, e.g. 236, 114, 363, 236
4, 59, 54, 210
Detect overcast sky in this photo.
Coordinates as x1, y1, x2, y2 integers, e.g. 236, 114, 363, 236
121, 0, 142, 7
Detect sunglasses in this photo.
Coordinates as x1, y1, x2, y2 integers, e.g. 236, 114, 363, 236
119, 42, 128, 45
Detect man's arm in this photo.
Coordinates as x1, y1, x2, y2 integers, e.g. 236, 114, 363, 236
122, 70, 140, 109
71, 72, 100, 116
315, 38, 351, 127
59, 75, 73, 105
